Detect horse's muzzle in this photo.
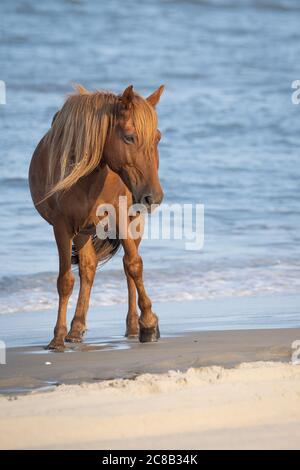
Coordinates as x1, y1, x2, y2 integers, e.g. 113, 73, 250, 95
141, 191, 164, 212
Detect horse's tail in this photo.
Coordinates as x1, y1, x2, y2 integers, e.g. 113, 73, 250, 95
71, 235, 121, 267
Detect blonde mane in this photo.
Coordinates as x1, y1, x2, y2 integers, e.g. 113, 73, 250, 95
43, 85, 157, 200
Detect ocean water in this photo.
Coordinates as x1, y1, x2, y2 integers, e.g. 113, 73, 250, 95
0, 0, 300, 323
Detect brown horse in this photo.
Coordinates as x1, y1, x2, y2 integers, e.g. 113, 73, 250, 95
29, 84, 164, 351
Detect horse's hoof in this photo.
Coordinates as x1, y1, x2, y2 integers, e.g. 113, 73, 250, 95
46, 338, 65, 352
65, 334, 83, 343
125, 314, 139, 338
125, 333, 139, 339
139, 324, 160, 343
65, 325, 86, 343
125, 326, 139, 338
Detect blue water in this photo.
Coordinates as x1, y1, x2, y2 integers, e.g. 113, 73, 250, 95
0, 0, 300, 320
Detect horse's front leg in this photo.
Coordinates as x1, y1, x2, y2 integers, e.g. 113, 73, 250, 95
66, 236, 97, 343
47, 224, 74, 351
122, 238, 160, 343
123, 252, 139, 338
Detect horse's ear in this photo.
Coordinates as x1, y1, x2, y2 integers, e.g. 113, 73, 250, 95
146, 85, 165, 107
120, 85, 134, 109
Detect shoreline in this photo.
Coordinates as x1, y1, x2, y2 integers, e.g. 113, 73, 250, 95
0, 294, 300, 394
1, 293, 300, 349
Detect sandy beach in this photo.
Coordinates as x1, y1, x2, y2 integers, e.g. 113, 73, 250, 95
0, 322, 300, 449
1, 360, 300, 450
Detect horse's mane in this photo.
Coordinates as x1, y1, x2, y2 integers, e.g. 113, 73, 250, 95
43, 84, 157, 200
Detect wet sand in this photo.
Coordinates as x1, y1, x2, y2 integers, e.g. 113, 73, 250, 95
0, 327, 299, 395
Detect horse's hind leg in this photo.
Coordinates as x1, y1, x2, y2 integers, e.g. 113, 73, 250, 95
47, 224, 74, 351
66, 236, 97, 343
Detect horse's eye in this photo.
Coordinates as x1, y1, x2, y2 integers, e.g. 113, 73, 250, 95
123, 134, 135, 145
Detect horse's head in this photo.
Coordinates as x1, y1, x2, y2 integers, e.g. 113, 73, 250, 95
104, 85, 164, 212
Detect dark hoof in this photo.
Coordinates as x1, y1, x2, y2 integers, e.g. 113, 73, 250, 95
65, 335, 83, 343
139, 324, 160, 343
46, 338, 65, 352
65, 326, 86, 343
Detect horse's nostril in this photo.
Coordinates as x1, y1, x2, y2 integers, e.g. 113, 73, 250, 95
143, 195, 153, 207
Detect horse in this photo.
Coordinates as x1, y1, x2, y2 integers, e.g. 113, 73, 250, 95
29, 84, 164, 351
